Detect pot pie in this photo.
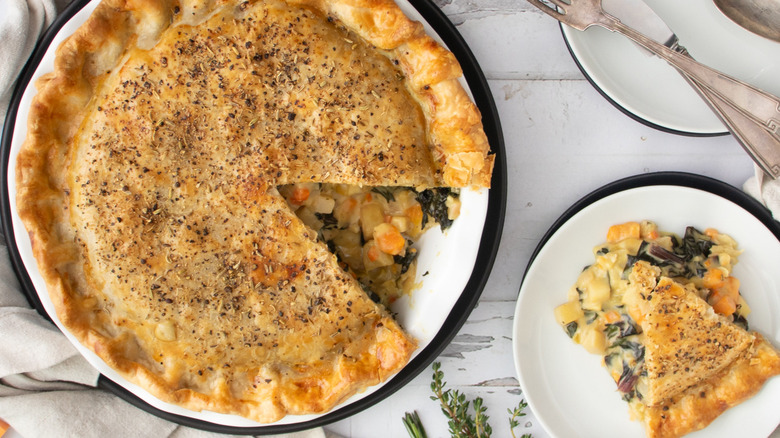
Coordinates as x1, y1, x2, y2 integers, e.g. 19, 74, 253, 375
15, 0, 494, 423
554, 221, 780, 438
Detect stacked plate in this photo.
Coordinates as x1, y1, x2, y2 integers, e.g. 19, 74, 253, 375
561, 0, 780, 135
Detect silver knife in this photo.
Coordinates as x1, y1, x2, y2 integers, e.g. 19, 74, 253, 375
603, 0, 780, 178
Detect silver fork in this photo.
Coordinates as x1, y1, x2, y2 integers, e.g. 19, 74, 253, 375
528, 0, 780, 178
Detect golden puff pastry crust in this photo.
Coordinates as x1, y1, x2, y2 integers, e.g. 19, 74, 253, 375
625, 264, 780, 438
630, 275, 754, 406
15, 0, 492, 423
641, 335, 780, 438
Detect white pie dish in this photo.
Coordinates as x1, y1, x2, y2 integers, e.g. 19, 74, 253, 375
512, 174, 780, 437
0, 0, 505, 432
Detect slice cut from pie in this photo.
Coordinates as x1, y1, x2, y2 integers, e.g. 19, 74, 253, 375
554, 222, 780, 438
625, 262, 756, 406
624, 262, 780, 438
15, 0, 494, 424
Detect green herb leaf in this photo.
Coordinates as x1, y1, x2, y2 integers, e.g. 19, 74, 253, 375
508, 399, 531, 438
404, 362, 533, 438
403, 411, 428, 438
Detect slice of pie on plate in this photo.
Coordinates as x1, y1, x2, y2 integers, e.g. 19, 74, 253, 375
623, 261, 780, 438
14, 0, 494, 424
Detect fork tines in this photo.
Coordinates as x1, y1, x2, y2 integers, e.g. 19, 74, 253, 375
527, 0, 568, 17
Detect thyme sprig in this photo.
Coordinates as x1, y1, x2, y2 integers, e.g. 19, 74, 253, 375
508, 399, 532, 438
403, 362, 532, 438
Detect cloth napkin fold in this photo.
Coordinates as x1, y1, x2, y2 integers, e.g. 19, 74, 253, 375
0, 0, 59, 122
743, 164, 780, 219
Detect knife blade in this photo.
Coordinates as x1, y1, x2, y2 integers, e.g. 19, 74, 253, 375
602, 0, 780, 179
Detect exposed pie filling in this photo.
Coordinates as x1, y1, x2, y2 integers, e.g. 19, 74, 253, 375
279, 183, 461, 306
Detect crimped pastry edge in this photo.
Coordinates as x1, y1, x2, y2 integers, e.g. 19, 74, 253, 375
13, 0, 494, 423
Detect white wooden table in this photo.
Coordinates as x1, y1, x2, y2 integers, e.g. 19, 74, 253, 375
2, 1, 774, 437
327, 1, 772, 437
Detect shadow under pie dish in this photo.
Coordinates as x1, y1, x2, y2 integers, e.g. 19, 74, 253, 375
6, 0, 504, 429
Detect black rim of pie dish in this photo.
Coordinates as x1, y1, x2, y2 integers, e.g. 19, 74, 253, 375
520, 171, 780, 286
558, 24, 729, 138
0, 0, 507, 434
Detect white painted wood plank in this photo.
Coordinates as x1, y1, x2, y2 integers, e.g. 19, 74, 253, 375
5, 1, 774, 437
449, 11, 583, 80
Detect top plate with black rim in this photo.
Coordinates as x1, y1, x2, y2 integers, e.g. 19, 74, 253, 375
0, 0, 506, 434
561, 0, 780, 135
513, 172, 780, 437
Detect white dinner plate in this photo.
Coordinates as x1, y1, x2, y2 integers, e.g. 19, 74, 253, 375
562, 0, 780, 135
513, 175, 780, 437
0, 0, 505, 433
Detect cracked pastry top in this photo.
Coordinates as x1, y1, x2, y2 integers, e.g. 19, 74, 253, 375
15, 0, 494, 423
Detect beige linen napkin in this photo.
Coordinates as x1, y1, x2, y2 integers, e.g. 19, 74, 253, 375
0, 0, 61, 121
0, 1, 334, 437
743, 164, 780, 219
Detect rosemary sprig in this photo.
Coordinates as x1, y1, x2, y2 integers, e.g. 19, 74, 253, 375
403, 362, 532, 438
